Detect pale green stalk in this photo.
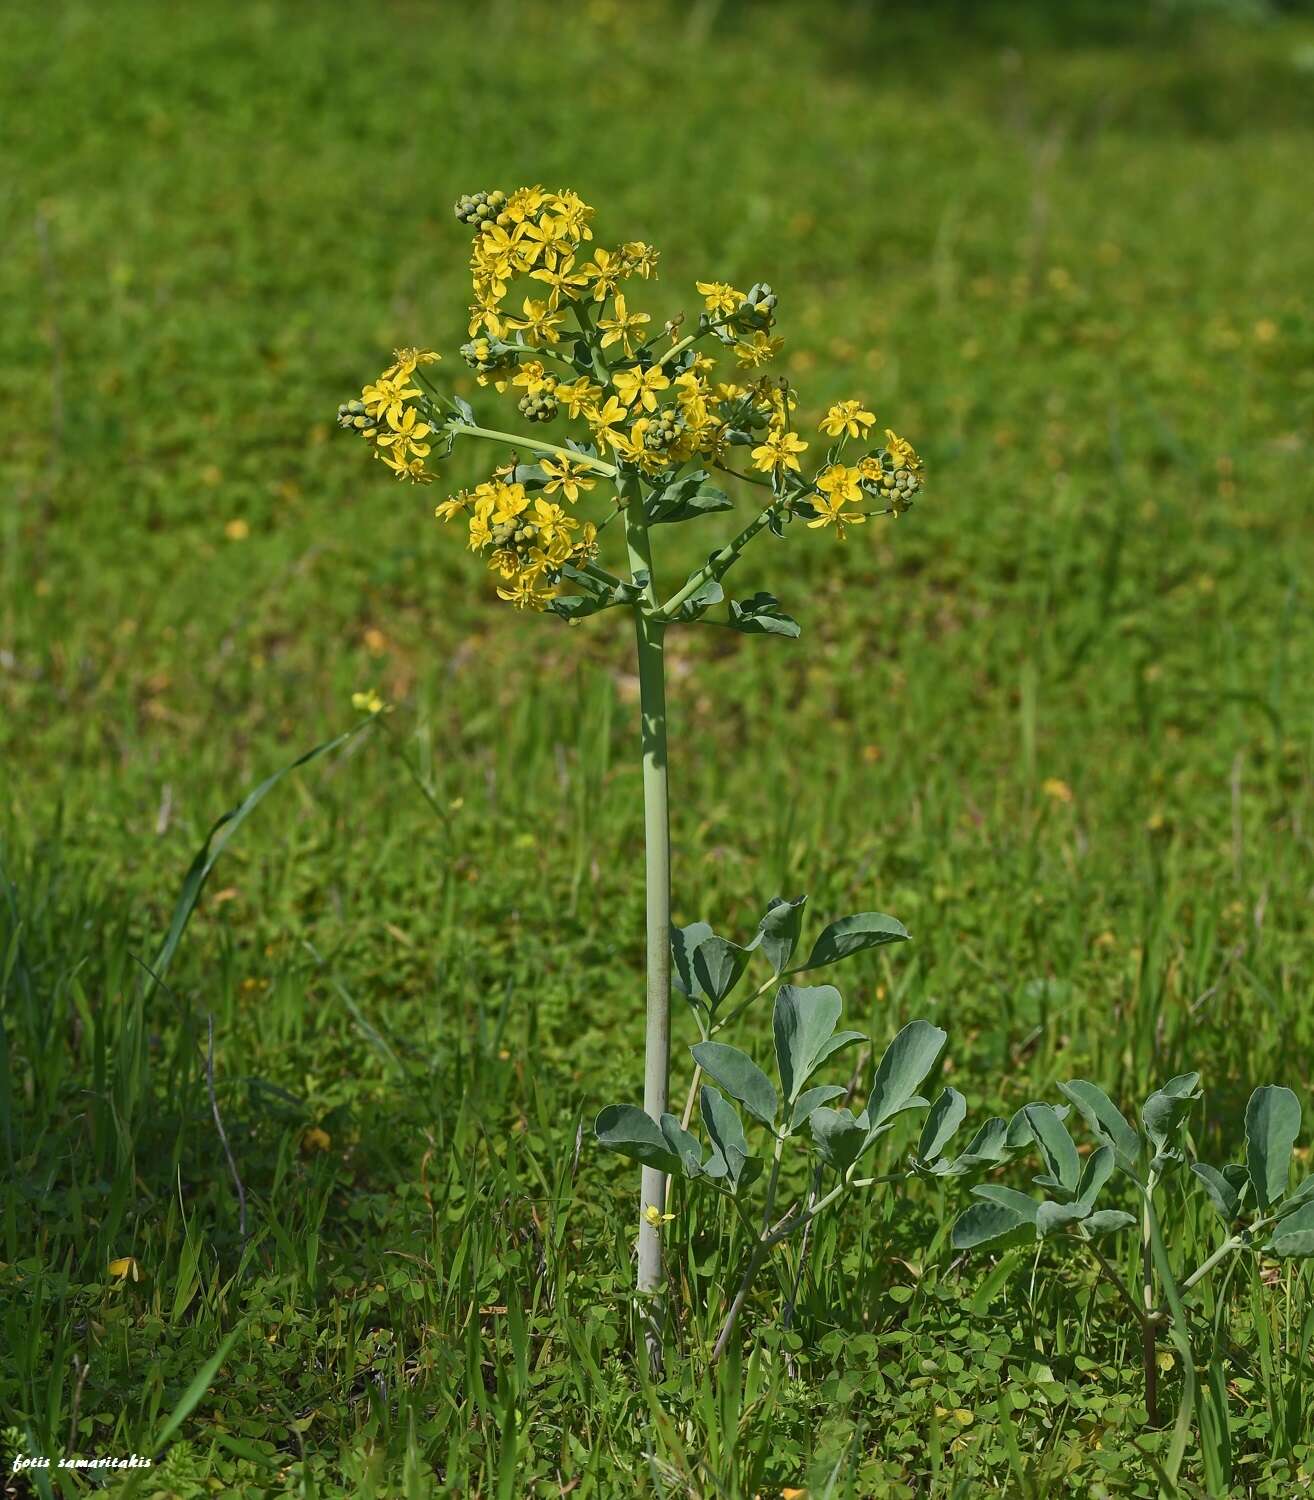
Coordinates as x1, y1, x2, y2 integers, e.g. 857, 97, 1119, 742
445, 419, 618, 477
622, 475, 671, 1374
652, 497, 787, 621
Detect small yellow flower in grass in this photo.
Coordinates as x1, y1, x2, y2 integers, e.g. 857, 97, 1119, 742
539, 455, 596, 504
108, 1256, 141, 1282
613, 365, 670, 412
1043, 778, 1074, 804
751, 428, 808, 475
351, 689, 385, 715
696, 280, 744, 316
642, 1204, 675, 1229
301, 1126, 332, 1153
224, 519, 250, 542
597, 293, 650, 353
820, 400, 877, 440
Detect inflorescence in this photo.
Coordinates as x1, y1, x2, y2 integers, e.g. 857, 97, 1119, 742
337, 186, 923, 610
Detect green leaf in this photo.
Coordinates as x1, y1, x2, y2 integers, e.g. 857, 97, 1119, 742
952, 1200, 1032, 1250
752, 895, 807, 974
867, 1021, 947, 1127
645, 469, 733, 525
790, 1084, 847, 1132
692, 936, 752, 1008
772, 983, 842, 1102
594, 1105, 680, 1176
1191, 1163, 1242, 1223
1141, 1073, 1201, 1171
794, 911, 910, 973
811, 1029, 866, 1072
1245, 1085, 1301, 1209
547, 566, 644, 622
701, 1086, 759, 1191
1083, 1210, 1137, 1237
1023, 1104, 1081, 1195
948, 1117, 1012, 1171
659, 1114, 704, 1178
691, 1042, 777, 1127
1036, 1200, 1090, 1238
972, 1185, 1041, 1223
1266, 1199, 1314, 1257
1076, 1145, 1115, 1210
809, 1106, 869, 1172
1275, 1175, 1314, 1219
917, 1088, 967, 1162
1056, 1080, 1142, 1174
671, 921, 715, 1002
726, 592, 801, 638
673, 578, 724, 623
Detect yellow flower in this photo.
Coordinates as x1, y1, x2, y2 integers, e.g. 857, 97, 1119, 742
506, 296, 565, 347
1043, 778, 1074, 804
385, 348, 440, 380
612, 366, 670, 411
884, 429, 922, 471
820, 400, 876, 440
597, 293, 651, 353
351, 689, 385, 715
378, 451, 432, 484
434, 491, 472, 522
301, 1125, 333, 1152
809, 464, 866, 537
734, 332, 783, 369
530, 255, 589, 300
539, 455, 597, 503
750, 428, 808, 474
530, 498, 578, 546
642, 1204, 675, 1229
360, 373, 420, 423
224, 518, 250, 542
556, 375, 603, 419
496, 575, 558, 610
511, 361, 552, 395
696, 280, 744, 316
490, 482, 530, 525
375, 405, 431, 459
578, 247, 626, 301
108, 1256, 141, 1282
620, 242, 659, 278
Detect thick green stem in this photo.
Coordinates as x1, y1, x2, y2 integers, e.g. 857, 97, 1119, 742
624, 481, 671, 1373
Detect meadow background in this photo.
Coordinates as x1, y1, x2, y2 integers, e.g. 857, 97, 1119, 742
3, 0, 1314, 1494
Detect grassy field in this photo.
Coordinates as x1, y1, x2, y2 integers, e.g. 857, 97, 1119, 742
4, 0, 1314, 1494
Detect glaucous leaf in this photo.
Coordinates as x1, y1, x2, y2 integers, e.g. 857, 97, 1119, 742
1036, 1200, 1090, 1238
1024, 1104, 1081, 1196
1245, 1085, 1301, 1209
952, 1200, 1032, 1250
673, 578, 724, 624
1141, 1073, 1201, 1162
691, 1042, 777, 1127
751, 895, 807, 975
790, 1084, 847, 1132
773, 983, 842, 1102
1083, 1210, 1137, 1237
726, 592, 801, 638
692, 936, 752, 1007
1056, 1080, 1142, 1173
917, 1088, 968, 1163
671, 921, 715, 1001
972, 1185, 1041, 1223
809, 1106, 869, 1172
1191, 1163, 1242, 1223
645, 470, 733, 525
1076, 1145, 1115, 1210
659, 1114, 704, 1178
794, 912, 910, 973
1266, 1199, 1314, 1257
594, 1105, 680, 1176
867, 1021, 947, 1127
701, 1086, 758, 1190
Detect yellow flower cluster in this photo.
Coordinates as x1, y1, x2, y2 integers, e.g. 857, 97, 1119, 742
434, 468, 600, 611
337, 348, 442, 483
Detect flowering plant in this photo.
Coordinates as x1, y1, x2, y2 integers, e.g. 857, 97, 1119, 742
337, 186, 927, 1368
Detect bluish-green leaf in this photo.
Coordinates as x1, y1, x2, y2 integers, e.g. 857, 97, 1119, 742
701, 1086, 758, 1190
692, 936, 752, 1007
949, 1117, 1012, 1170
752, 895, 807, 975
692, 1042, 777, 1127
671, 921, 715, 1001
1276, 1175, 1314, 1219
646, 469, 733, 525
1141, 1073, 1201, 1166
659, 1114, 704, 1178
1191, 1163, 1242, 1223
1083, 1209, 1137, 1237
952, 1201, 1032, 1250
790, 1084, 847, 1132
794, 911, 910, 973
1245, 1085, 1301, 1209
673, 578, 724, 623
972, 1185, 1041, 1223
1265, 1199, 1314, 1257
726, 592, 801, 638
1057, 1080, 1142, 1173
1024, 1104, 1081, 1195
867, 1020, 947, 1127
1036, 1200, 1090, 1237
772, 983, 842, 1102
594, 1105, 680, 1176
1076, 1145, 1115, 1210
918, 1088, 968, 1162
809, 1106, 869, 1172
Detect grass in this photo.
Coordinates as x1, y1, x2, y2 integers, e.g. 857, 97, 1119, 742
3, 0, 1314, 1493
